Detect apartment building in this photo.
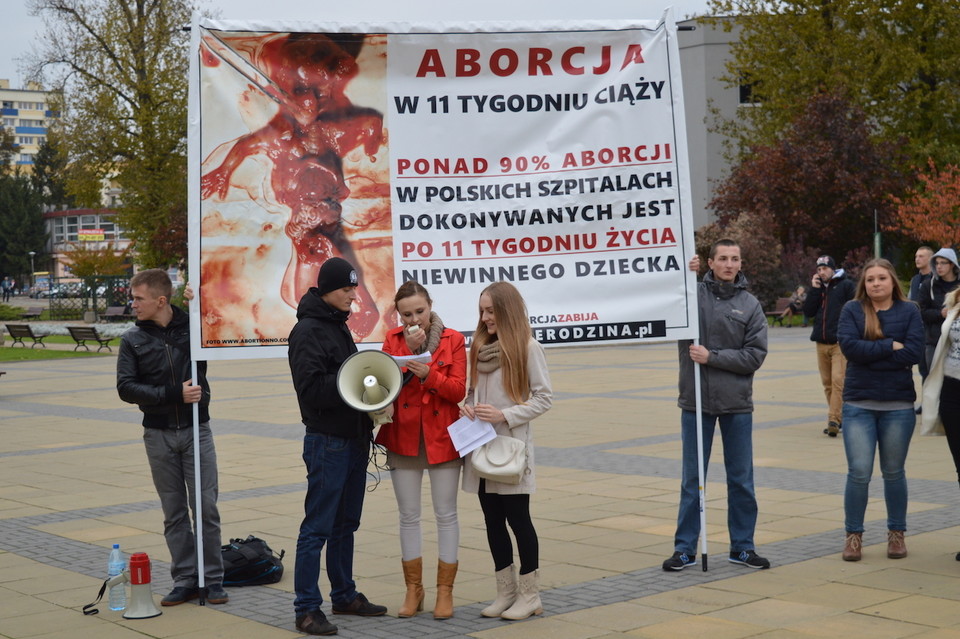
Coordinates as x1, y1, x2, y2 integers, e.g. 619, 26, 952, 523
0, 79, 57, 173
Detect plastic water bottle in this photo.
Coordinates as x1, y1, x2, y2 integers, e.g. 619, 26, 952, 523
107, 543, 127, 611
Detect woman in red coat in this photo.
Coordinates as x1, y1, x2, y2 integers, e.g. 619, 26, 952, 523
375, 281, 466, 620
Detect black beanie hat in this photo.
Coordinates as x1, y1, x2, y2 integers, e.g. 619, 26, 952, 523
316, 257, 358, 296
816, 255, 836, 270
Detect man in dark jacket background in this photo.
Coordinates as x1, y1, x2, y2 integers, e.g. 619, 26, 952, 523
908, 246, 934, 381
803, 255, 856, 437
116, 269, 227, 606
288, 257, 387, 636
918, 248, 960, 377
663, 239, 769, 572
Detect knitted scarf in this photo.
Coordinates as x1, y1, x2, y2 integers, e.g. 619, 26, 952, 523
414, 311, 444, 355
476, 340, 501, 373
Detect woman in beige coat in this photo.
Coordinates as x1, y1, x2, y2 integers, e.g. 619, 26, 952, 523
922, 288, 960, 488
461, 281, 552, 621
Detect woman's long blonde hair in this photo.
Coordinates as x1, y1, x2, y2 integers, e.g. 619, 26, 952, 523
854, 258, 906, 340
469, 281, 531, 403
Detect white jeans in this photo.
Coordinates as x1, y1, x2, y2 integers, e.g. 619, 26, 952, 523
390, 466, 461, 563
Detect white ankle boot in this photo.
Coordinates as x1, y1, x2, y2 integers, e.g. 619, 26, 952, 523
480, 564, 517, 617
500, 569, 542, 620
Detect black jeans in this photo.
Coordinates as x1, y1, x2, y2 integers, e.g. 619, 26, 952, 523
478, 480, 539, 574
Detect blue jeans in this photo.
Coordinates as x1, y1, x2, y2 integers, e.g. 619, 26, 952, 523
842, 405, 915, 533
294, 433, 369, 615
675, 411, 758, 555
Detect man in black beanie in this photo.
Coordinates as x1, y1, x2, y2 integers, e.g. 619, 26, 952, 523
288, 257, 387, 635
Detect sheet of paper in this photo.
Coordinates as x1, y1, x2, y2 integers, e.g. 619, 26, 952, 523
446, 415, 497, 457
392, 351, 432, 366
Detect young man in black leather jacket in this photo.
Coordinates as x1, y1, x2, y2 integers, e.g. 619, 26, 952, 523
116, 269, 227, 606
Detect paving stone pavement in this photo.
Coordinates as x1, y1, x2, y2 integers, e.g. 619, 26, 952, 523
3, 326, 960, 638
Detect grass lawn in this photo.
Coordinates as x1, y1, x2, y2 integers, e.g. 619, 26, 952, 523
0, 347, 112, 362
0, 334, 120, 361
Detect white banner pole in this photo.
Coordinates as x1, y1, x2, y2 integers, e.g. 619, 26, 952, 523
693, 351, 708, 571
191, 361, 206, 604
187, 16, 207, 604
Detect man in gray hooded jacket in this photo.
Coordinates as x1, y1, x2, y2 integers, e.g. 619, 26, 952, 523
663, 238, 769, 572
918, 247, 960, 375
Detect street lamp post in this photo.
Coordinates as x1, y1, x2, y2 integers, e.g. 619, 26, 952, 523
28, 251, 36, 294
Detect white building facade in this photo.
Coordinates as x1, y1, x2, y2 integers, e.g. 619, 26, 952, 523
0, 79, 56, 172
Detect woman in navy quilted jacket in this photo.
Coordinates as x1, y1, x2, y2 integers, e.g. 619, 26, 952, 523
837, 259, 923, 562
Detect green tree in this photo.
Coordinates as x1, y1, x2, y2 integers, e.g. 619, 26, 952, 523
0, 128, 20, 174
30, 130, 74, 208
26, 0, 194, 268
0, 175, 47, 283
705, 0, 960, 166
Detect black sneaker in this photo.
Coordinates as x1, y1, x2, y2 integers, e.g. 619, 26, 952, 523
296, 609, 338, 635
662, 551, 696, 571
161, 586, 200, 606
332, 592, 387, 616
206, 584, 229, 604
729, 550, 770, 569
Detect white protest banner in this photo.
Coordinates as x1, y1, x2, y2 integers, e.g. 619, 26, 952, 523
188, 12, 698, 359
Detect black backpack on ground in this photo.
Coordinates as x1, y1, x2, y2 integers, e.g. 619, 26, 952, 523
221, 535, 285, 586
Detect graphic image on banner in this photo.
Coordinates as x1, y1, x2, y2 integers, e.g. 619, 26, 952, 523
188, 12, 698, 359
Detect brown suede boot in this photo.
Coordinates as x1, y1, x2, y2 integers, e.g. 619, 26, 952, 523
398, 557, 424, 618
433, 560, 458, 620
887, 530, 907, 559
843, 532, 862, 561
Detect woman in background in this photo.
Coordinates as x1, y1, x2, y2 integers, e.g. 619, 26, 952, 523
837, 259, 923, 561
375, 281, 466, 619
921, 287, 960, 557
779, 284, 808, 327
461, 281, 552, 620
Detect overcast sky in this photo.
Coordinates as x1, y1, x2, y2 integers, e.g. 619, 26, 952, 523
1, 0, 712, 89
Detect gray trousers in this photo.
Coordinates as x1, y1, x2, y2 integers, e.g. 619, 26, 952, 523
143, 423, 224, 587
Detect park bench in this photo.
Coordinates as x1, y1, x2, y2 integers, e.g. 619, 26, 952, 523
5, 324, 49, 348
100, 306, 135, 322
67, 326, 113, 352
765, 297, 794, 327
20, 307, 43, 320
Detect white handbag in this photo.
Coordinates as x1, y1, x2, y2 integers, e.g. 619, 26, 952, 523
471, 435, 527, 484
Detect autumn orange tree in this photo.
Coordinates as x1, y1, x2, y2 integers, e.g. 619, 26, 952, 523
65, 242, 131, 279
64, 242, 132, 306
889, 160, 960, 247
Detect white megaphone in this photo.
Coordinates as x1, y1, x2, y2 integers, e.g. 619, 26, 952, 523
336, 350, 403, 426
103, 552, 162, 619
